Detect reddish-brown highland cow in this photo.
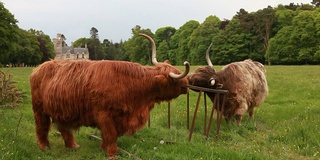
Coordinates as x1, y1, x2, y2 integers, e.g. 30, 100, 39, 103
187, 44, 268, 125
30, 34, 190, 159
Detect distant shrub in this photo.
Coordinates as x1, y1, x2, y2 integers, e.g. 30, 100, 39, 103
0, 70, 24, 108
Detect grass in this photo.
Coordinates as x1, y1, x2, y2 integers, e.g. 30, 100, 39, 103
0, 65, 320, 160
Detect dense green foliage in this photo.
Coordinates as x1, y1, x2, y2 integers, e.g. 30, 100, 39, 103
0, 66, 319, 159
0, 2, 54, 66
0, 2, 17, 66
1, 2, 320, 66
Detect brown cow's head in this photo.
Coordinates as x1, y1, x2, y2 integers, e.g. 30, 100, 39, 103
140, 34, 190, 101
187, 44, 222, 89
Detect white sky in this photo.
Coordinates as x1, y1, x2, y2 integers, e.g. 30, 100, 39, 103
1, 0, 311, 44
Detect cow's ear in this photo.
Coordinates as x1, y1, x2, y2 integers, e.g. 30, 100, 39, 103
154, 75, 167, 84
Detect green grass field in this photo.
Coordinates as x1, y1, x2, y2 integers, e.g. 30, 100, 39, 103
0, 66, 319, 160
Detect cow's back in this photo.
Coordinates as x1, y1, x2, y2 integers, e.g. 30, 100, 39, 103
222, 59, 268, 107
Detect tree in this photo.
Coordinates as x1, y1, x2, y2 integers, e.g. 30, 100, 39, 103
0, 2, 18, 65
315, 8, 320, 62
102, 39, 123, 60
10, 28, 42, 65
311, 0, 320, 7
212, 18, 253, 64
90, 27, 99, 40
274, 5, 297, 31
188, 16, 221, 65
253, 6, 276, 62
157, 40, 171, 63
169, 20, 200, 65
28, 29, 54, 62
234, 9, 255, 33
285, 3, 301, 10
291, 10, 318, 64
267, 9, 320, 64
154, 26, 176, 63
235, 9, 265, 62
122, 25, 153, 65
234, 7, 276, 63
266, 26, 298, 64
154, 27, 176, 47
89, 27, 103, 60
73, 37, 91, 48
116, 41, 128, 61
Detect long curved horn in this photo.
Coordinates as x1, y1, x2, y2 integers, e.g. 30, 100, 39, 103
139, 33, 158, 64
206, 43, 213, 68
169, 61, 190, 79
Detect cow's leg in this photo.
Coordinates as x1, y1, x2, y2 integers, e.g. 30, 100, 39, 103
235, 102, 248, 126
127, 106, 150, 135
96, 111, 118, 159
56, 123, 79, 148
248, 107, 255, 120
33, 108, 51, 149
224, 116, 231, 124
234, 115, 243, 126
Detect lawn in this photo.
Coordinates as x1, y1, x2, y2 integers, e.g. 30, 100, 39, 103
0, 65, 319, 160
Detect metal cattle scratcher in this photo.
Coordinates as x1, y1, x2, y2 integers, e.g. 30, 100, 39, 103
182, 84, 228, 141
148, 85, 228, 141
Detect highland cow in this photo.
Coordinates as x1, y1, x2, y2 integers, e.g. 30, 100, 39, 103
30, 34, 190, 159
187, 44, 268, 125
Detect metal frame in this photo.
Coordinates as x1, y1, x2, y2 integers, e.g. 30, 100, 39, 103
183, 85, 228, 141
148, 84, 228, 141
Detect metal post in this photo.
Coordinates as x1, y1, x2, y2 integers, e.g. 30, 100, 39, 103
206, 95, 217, 139
204, 93, 207, 135
187, 90, 190, 130
168, 101, 170, 129
188, 91, 202, 141
215, 95, 226, 140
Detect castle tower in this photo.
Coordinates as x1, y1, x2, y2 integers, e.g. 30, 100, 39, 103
52, 34, 63, 59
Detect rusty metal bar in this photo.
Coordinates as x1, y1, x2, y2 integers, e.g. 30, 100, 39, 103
177, 84, 228, 140
206, 94, 217, 140
168, 101, 170, 129
215, 94, 221, 139
215, 95, 226, 140
181, 84, 228, 94
204, 93, 207, 135
187, 90, 190, 130
188, 90, 202, 141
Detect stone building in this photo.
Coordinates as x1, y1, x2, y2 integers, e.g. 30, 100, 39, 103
52, 33, 90, 60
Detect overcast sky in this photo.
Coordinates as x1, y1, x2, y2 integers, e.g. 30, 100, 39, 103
1, 0, 311, 45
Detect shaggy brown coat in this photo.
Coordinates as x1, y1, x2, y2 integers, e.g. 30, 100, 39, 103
30, 34, 189, 159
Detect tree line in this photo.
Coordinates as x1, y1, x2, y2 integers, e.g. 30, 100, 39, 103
1, 1, 320, 66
